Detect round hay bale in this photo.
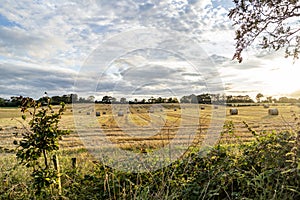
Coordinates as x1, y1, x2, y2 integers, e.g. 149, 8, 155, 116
118, 111, 124, 116
95, 112, 101, 116
200, 106, 205, 110
149, 108, 154, 113
51, 110, 54, 113
86, 112, 91, 115
229, 108, 238, 115
263, 104, 269, 108
174, 108, 177, 111
268, 108, 279, 115
102, 111, 106, 115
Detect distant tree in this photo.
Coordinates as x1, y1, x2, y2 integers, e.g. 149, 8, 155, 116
180, 96, 190, 103
70, 93, 78, 102
51, 96, 61, 105
256, 93, 264, 103
156, 97, 163, 103
78, 97, 86, 103
0, 98, 5, 106
229, 0, 300, 62
266, 96, 273, 103
197, 94, 211, 104
111, 97, 117, 103
120, 97, 127, 104
172, 98, 179, 103
10, 96, 23, 106
148, 97, 156, 103
87, 95, 95, 102
102, 96, 112, 104
278, 96, 298, 103
272, 97, 278, 103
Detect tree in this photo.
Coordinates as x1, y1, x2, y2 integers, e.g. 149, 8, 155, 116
70, 93, 78, 102
102, 96, 112, 103
229, 0, 300, 63
266, 96, 273, 103
120, 97, 127, 104
87, 95, 95, 102
111, 97, 117, 103
15, 97, 69, 195
256, 93, 264, 103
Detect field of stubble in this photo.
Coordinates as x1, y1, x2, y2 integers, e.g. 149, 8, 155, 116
1, 103, 299, 153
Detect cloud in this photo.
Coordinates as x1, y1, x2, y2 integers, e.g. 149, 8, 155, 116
0, 61, 77, 98
0, 0, 297, 100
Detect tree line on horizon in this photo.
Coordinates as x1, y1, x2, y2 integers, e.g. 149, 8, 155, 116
1, 92, 300, 107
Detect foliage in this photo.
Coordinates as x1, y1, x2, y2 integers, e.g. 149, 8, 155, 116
2, 123, 298, 199
229, 0, 300, 62
256, 93, 264, 102
13, 97, 69, 195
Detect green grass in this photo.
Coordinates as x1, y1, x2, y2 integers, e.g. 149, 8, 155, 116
0, 129, 299, 199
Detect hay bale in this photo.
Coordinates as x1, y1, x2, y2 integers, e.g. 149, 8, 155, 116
95, 112, 101, 116
78, 111, 81, 113
263, 104, 269, 108
268, 108, 279, 115
149, 108, 154, 113
214, 106, 218, 109
118, 111, 124, 116
230, 108, 238, 115
174, 108, 177, 111
102, 111, 106, 115
200, 106, 205, 110
86, 112, 91, 115
51, 110, 54, 113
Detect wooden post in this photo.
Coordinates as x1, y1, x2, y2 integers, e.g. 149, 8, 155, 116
71, 157, 77, 169
52, 155, 62, 196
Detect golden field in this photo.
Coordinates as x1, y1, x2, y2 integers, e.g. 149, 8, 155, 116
1, 103, 299, 153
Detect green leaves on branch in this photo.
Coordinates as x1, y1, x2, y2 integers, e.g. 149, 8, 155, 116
14, 97, 69, 195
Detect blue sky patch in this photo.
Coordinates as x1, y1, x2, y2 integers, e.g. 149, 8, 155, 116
0, 13, 19, 27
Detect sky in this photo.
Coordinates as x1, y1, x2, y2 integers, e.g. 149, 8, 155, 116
0, 0, 299, 101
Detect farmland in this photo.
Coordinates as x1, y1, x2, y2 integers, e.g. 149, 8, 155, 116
1, 103, 299, 152
0, 103, 299, 199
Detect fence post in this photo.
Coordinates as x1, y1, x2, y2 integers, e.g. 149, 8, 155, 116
71, 157, 77, 169
52, 154, 62, 196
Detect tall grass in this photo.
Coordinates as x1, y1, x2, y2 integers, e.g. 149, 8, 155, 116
0, 126, 299, 199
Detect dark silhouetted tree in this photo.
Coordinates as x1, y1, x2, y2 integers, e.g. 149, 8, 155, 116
229, 0, 300, 62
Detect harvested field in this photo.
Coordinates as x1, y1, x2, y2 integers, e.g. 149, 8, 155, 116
1, 104, 299, 153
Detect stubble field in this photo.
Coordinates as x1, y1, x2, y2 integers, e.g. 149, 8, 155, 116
1, 103, 299, 154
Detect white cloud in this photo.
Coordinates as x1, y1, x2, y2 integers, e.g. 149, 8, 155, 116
0, 0, 298, 99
